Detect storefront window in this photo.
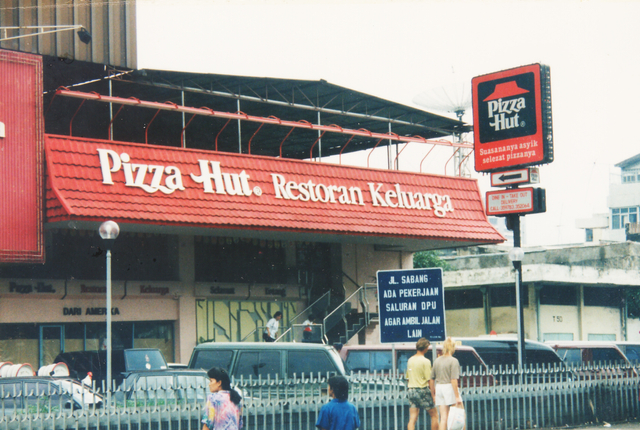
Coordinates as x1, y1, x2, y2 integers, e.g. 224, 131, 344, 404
445, 289, 483, 309
0, 324, 38, 367
0, 322, 174, 368
195, 237, 287, 283
0, 231, 179, 281
490, 286, 529, 307
583, 287, 622, 308
64, 323, 85, 352
133, 322, 174, 362
539, 285, 577, 306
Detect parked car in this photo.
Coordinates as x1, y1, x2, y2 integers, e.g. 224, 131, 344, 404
117, 369, 209, 405
188, 342, 346, 379
54, 348, 168, 387
188, 342, 346, 401
455, 337, 564, 366
454, 337, 573, 384
614, 342, 640, 365
339, 343, 494, 387
0, 376, 103, 414
544, 341, 635, 378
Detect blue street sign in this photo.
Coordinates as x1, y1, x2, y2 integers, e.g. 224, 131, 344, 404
376, 268, 446, 344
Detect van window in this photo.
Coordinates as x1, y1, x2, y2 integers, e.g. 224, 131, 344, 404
454, 351, 482, 369
557, 348, 581, 364
373, 351, 393, 372
288, 351, 338, 377
622, 345, 640, 363
191, 349, 234, 372
397, 351, 413, 373
475, 350, 517, 367
235, 351, 280, 379
345, 352, 371, 373
592, 348, 625, 364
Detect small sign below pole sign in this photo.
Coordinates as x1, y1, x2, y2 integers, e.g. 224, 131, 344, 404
376, 268, 445, 344
486, 187, 546, 216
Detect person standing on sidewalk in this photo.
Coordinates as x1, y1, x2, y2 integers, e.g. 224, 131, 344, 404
431, 337, 463, 430
202, 367, 243, 430
316, 375, 360, 430
406, 337, 438, 430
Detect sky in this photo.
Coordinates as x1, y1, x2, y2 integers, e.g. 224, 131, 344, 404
136, 0, 640, 247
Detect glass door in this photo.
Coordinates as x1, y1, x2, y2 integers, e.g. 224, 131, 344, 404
39, 325, 64, 368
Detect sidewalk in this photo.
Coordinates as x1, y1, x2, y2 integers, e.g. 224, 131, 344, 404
538, 422, 640, 430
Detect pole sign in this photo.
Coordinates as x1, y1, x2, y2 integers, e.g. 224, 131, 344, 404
486, 187, 546, 216
0, 50, 44, 263
472, 63, 553, 173
376, 268, 445, 344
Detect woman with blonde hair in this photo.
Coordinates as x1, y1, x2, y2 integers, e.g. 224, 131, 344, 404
431, 337, 463, 430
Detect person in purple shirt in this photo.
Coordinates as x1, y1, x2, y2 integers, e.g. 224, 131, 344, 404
316, 375, 361, 430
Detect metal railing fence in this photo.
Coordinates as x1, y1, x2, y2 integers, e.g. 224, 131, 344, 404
0, 362, 638, 430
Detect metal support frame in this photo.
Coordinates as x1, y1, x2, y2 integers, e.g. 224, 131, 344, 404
0, 25, 84, 42
54, 88, 473, 154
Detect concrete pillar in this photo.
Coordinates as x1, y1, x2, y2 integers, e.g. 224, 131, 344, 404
175, 235, 196, 364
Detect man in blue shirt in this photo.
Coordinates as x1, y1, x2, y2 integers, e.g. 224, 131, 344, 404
316, 375, 360, 430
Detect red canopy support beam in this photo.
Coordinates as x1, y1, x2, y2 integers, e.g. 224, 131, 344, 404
366, 138, 385, 168
279, 127, 296, 158
69, 99, 87, 136
215, 119, 231, 151
180, 114, 197, 148
247, 122, 265, 155
445, 147, 461, 175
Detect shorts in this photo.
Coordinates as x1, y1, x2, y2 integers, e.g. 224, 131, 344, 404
435, 383, 457, 406
407, 387, 435, 410
263, 333, 275, 342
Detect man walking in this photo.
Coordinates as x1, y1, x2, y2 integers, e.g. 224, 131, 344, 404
406, 337, 438, 430
263, 311, 282, 342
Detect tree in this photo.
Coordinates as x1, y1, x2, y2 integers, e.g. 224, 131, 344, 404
413, 251, 451, 271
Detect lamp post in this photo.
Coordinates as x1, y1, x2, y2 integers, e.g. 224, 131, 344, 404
508, 246, 525, 370
99, 221, 119, 400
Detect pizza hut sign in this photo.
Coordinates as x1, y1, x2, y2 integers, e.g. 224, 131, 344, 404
97, 149, 455, 218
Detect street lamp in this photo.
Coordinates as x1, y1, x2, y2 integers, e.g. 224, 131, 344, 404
99, 221, 119, 399
508, 247, 525, 370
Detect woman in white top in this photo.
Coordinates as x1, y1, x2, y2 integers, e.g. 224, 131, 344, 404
431, 337, 463, 430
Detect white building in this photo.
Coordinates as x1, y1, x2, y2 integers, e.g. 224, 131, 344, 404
577, 153, 640, 243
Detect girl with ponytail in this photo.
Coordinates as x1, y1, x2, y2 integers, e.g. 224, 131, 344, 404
202, 367, 243, 430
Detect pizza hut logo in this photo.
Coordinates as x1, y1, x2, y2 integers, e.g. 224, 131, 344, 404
476, 72, 537, 143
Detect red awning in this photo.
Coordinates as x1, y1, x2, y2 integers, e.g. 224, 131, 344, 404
45, 135, 504, 250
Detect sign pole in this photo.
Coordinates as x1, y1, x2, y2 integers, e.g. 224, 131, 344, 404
509, 214, 526, 369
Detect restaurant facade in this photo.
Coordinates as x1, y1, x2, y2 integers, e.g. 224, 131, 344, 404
0, 49, 504, 368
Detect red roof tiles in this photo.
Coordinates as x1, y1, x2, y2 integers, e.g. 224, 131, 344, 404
45, 135, 504, 245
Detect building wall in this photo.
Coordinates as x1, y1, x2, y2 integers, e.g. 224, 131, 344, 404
581, 306, 621, 340
609, 182, 640, 209
0, 0, 137, 68
538, 304, 580, 341
445, 308, 486, 337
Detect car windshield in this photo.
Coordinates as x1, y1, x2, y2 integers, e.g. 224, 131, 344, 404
621, 345, 640, 363
125, 350, 167, 371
